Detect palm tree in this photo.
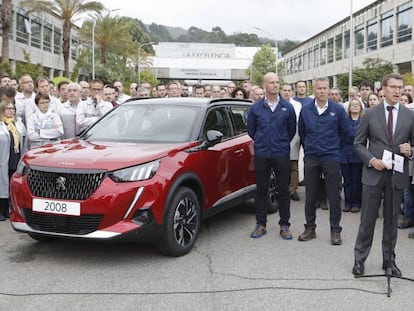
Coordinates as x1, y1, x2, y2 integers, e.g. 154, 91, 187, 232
0, 0, 13, 64
80, 13, 133, 65
21, 0, 104, 77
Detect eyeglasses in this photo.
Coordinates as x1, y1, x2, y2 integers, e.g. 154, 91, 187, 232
5, 107, 16, 110
91, 88, 103, 91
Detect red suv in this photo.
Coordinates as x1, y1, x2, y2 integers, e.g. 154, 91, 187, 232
10, 97, 278, 256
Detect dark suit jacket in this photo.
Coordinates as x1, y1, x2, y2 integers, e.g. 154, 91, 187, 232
354, 103, 414, 189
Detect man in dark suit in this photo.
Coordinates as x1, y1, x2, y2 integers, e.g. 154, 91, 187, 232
352, 73, 414, 276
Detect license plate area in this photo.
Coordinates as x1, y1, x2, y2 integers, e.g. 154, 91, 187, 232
32, 198, 81, 216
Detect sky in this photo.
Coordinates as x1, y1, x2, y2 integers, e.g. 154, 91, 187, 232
98, 0, 376, 41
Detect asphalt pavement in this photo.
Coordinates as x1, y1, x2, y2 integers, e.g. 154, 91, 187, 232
1, 183, 413, 310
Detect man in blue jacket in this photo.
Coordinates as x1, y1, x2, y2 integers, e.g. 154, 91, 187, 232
247, 72, 297, 239
298, 77, 349, 245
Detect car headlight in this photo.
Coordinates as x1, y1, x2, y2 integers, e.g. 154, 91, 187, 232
109, 160, 160, 182
16, 160, 29, 176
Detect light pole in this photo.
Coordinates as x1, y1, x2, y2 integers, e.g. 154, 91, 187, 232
92, 20, 95, 79
349, 0, 354, 88
253, 26, 278, 75
138, 42, 155, 86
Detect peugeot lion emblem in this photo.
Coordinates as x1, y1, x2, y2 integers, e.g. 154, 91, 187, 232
56, 176, 67, 191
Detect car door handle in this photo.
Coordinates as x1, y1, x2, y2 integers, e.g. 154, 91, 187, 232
234, 149, 244, 155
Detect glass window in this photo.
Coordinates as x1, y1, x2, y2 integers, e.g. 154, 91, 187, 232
344, 30, 350, 59
230, 106, 249, 135
397, 2, 412, 43
43, 25, 52, 52
16, 14, 29, 44
71, 37, 78, 60
313, 45, 320, 68
320, 41, 326, 65
309, 47, 314, 69
327, 38, 334, 63
355, 24, 364, 55
54, 27, 61, 54
31, 20, 41, 48
367, 20, 378, 51
335, 34, 342, 61
381, 10, 393, 47
303, 50, 308, 70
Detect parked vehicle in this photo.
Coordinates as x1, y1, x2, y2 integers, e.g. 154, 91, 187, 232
10, 97, 278, 256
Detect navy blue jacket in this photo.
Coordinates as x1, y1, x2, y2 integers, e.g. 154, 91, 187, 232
247, 97, 296, 158
340, 117, 362, 164
293, 96, 313, 106
299, 99, 349, 161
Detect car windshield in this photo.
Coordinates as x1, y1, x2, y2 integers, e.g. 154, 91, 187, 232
81, 104, 199, 143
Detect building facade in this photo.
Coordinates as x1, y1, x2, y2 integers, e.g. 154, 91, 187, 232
0, 0, 81, 78
283, 0, 413, 86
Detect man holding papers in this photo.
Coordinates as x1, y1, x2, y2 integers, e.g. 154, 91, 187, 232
352, 73, 414, 276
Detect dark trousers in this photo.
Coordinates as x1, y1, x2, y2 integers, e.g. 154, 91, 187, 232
304, 158, 342, 232
354, 172, 402, 264
254, 156, 291, 226
340, 163, 363, 208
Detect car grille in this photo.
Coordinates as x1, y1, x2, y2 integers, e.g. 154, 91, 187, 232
23, 209, 103, 235
28, 169, 106, 200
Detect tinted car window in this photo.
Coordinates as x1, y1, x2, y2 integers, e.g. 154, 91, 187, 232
83, 104, 198, 143
230, 106, 249, 135
203, 107, 232, 139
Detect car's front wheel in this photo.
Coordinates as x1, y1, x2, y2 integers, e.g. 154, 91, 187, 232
158, 187, 200, 257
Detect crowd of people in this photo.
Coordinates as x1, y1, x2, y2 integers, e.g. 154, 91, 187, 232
1, 70, 414, 276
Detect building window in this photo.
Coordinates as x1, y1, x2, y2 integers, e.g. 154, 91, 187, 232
320, 41, 326, 65
380, 10, 393, 47
303, 50, 308, 70
309, 48, 314, 69
344, 30, 350, 59
31, 20, 41, 48
327, 38, 334, 63
54, 27, 61, 54
355, 24, 364, 55
71, 37, 78, 60
397, 2, 412, 43
313, 45, 320, 68
367, 20, 377, 51
43, 25, 52, 52
16, 14, 29, 44
335, 34, 342, 61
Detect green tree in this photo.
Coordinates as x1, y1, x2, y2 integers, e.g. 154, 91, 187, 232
21, 0, 104, 78
337, 57, 394, 99
402, 72, 414, 86
80, 14, 133, 65
0, 0, 13, 64
15, 50, 45, 78
247, 44, 276, 85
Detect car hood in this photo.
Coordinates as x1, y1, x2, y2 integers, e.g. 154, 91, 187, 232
23, 139, 196, 171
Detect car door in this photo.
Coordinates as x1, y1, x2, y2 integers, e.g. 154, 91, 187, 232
199, 105, 252, 209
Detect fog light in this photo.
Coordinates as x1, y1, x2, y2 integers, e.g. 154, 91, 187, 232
132, 207, 154, 226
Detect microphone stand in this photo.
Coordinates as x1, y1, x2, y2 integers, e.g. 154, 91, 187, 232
355, 152, 414, 297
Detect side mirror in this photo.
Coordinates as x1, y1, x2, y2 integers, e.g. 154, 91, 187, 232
206, 130, 223, 145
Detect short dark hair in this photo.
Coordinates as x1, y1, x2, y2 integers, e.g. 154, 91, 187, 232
34, 93, 50, 106
359, 80, 373, 89
382, 73, 404, 87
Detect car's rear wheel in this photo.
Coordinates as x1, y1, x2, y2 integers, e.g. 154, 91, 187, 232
268, 169, 279, 214
158, 187, 200, 257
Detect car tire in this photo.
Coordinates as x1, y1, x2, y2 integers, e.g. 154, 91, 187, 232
268, 169, 279, 214
158, 187, 200, 257
28, 233, 55, 242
